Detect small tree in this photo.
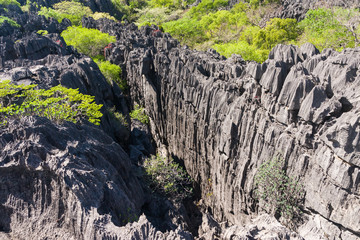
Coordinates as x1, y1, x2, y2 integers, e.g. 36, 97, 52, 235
254, 157, 304, 225
143, 154, 193, 201
61, 26, 116, 57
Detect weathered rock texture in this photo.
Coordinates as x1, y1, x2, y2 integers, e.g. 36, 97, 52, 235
88, 18, 360, 239
0, 117, 195, 239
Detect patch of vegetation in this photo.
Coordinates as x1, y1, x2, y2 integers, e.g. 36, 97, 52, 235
38, 1, 93, 26
92, 12, 117, 21
38, 1, 117, 26
0, 16, 20, 27
298, 7, 359, 51
61, 26, 116, 57
108, 107, 128, 127
36, 29, 48, 35
94, 59, 127, 91
129, 104, 149, 124
0, 0, 20, 7
254, 157, 305, 225
144, 154, 193, 201
0, 80, 103, 126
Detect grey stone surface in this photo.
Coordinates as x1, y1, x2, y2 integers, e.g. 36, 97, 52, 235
89, 19, 360, 239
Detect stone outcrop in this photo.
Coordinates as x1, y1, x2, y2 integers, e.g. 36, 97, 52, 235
280, 0, 360, 20
84, 18, 360, 239
0, 116, 143, 239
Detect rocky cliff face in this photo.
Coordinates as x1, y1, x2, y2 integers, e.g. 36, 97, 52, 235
87, 18, 360, 239
280, 0, 360, 20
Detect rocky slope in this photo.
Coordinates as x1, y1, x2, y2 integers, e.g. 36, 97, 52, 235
86, 17, 360, 239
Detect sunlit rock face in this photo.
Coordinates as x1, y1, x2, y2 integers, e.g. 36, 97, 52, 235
90, 17, 360, 239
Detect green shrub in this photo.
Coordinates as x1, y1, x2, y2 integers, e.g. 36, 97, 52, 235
36, 30, 48, 35
0, 16, 20, 27
213, 40, 269, 62
92, 12, 117, 21
298, 7, 358, 51
94, 60, 127, 91
0, 80, 103, 125
144, 154, 193, 201
61, 26, 116, 57
254, 157, 304, 223
253, 18, 300, 50
0, 0, 20, 7
130, 104, 149, 124
108, 107, 128, 127
38, 1, 93, 26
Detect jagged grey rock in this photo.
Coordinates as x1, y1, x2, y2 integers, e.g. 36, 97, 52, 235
85, 18, 360, 239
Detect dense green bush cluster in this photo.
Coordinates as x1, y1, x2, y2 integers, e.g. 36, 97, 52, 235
0, 0, 20, 7
144, 154, 193, 201
0, 80, 103, 126
130, 104, 149, 124
94, 59, 127, 91
0, 16, 20, 27
38, 1, 116, 26
254, 157, 304, 224
38, 1, 93, 26
135, 0, 360, 62
61, 26, 116, 57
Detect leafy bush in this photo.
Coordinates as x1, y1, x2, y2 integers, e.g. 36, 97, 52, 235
38, 1, 93, 26
61, 26, 116, 57
92, 12, 116, 21
0, 16, 20, 27
144, 154, 193, 201
36, 29, 49, 35
0, 0, 20, 7
94, 60, 127, 91
254, 157, 304, 223
130, 104, 149, 124
213, 40, 269, 62
298, 7, 358, 51
108, 107, 128, 127
0, 80, 103, 126
253, 18, 300, 50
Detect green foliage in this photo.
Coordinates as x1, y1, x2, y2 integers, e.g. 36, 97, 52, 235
92, 12, 117, 21
61, 26, 116, 57
0, 80, 103, 126
0, 0, 20, 7
163, 17, 205, 46
187, 0, 228, 19
254, 157, 304, 223
108, 107, 128, 127
0, 16, 20, 27
245, 0, 279, 8
298, 7, 358, 51
213, 40, 269, 62
36, 29, 48, 35
38, 1, 93, 26
130, 104, 149, 124
94, 60, 127, 91
253, 18, 300, 50
144, 154, 193, 201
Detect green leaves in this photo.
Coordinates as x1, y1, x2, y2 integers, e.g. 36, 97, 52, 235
130, 104, 149, 124
0, 80, 103, 126
143, 154, 193, 201
254, 157, 304, 225
0, 16, 20, 28
38, 1, 93, 26
94, 59, 127, 91
61, 26, 116, 57
298, 7, 359, 51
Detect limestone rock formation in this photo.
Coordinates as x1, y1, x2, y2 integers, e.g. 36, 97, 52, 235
87, 18, 360, 239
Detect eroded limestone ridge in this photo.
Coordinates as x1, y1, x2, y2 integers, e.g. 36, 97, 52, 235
87, 17, 360, 239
